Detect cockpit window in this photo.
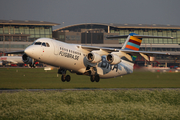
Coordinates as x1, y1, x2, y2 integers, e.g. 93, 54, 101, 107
42, 42, 46, 47
33, 42, 50, 47
34, 42, 42, 45
31, 42, 35, 45
46, 43, 50, 47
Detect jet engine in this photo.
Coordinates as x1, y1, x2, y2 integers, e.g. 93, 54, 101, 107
106, 54, 121, 65
86, 52, 101, 63
22, 54, 33, 64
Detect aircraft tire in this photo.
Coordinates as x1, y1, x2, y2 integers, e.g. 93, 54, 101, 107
61, 75, 66, 82
65, 75, 71, 82
95, 75, 100, 82
90, 75, 95, 82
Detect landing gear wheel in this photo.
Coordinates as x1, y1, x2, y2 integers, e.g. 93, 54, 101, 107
61, 75, 66, 82
90, 75, 100, 82
65, 75, 71, 82
30, 64, 36, 68
90, 75, 95, 82
95, 75, 100, 82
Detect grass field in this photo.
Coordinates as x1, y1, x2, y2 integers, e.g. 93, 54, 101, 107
0, 90, 180, 119
1, 68, 180, 119
1, 68, 180, 89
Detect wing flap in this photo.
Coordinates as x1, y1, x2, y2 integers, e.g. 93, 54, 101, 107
121, 49, 170, 56
120, 49, 170, 61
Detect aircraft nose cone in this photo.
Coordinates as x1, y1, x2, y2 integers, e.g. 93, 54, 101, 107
24, 46, 33, 56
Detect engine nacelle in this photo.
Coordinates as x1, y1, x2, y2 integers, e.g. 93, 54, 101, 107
86, 52, 101, 63
22, 54, 33, 64
106, 54, 121, 65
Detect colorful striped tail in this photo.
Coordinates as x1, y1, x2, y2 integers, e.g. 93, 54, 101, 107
122, 33, 142, 51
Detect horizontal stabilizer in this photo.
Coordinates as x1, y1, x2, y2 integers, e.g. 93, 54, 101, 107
106, 35, 128, 39
133, 35, 174, 39
139, 53, 149, 61
107, 35, 174, 39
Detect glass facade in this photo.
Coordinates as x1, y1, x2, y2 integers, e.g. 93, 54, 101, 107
0, 25, 52, 42
110, 28, 180, 44
0, 20, 56, 52
57, 24, 180, 45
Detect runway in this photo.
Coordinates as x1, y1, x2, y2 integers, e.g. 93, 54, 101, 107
1, 88, 180, 93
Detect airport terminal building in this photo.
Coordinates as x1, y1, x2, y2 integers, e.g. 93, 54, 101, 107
0, 20, 59, 52
53, 23, 180, 46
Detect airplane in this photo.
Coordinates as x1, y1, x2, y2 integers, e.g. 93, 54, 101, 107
0, 56, 24, 66
6, 33, 173, 82
0, 56, 23, 64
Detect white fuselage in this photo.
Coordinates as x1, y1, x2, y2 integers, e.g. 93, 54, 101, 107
24, 38, 133, 79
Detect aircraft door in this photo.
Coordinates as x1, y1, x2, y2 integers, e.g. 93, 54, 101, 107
51, 40, 59, 55
41, 42, 46, 57
40, 41, 54, 62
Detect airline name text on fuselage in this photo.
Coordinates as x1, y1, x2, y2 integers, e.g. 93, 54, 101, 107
59, 51, 79, 60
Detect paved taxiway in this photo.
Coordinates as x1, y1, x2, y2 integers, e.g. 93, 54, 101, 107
1, 88, 180, 93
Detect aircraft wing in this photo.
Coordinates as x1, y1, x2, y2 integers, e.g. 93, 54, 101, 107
120, 49, 170, 56
81, 45, 118, 53
106, 35, 128, 39
120, 49, 170, 61
81, 45, 170, 55
81, 45, 170, 61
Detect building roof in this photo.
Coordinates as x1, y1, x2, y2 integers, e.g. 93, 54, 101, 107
0, 20, 60, 26
110, 23, 180, 29
54, 23, 180, 31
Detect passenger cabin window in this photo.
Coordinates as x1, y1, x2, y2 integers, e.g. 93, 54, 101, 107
34, 42, 42, 45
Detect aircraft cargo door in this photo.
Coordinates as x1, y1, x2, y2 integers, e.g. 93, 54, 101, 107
52, 40, 59, 55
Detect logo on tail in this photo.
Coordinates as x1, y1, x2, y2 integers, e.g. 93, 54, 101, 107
124, 33, 142, 51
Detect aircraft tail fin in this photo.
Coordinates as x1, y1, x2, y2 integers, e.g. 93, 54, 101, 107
121, 33, 142, 51
108, 33, 173, 63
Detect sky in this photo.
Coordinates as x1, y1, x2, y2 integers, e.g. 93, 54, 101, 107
0, 0, 180, 29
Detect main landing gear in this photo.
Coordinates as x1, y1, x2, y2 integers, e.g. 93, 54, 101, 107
58, 67, 100, 82
88, 67, 100, 82
61, 74, 71, 82
58, 68, 71, 82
